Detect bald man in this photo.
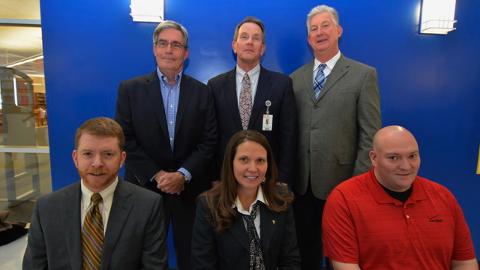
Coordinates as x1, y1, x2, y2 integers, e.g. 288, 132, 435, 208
322, 126, 478, 270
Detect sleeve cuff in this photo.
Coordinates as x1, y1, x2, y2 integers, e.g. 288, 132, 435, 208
177, 168, 192, 183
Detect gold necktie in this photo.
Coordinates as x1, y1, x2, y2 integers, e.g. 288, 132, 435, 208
82, 193, 104, 270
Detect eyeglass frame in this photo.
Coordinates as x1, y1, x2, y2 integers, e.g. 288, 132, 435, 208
155, 39, 186, 50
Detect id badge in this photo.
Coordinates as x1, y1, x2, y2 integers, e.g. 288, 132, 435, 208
263, 114, 273, 131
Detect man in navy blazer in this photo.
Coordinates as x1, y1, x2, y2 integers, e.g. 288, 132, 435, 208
115, 20, 217, 270
23, 117, 167, 270
207, 17, 297, 185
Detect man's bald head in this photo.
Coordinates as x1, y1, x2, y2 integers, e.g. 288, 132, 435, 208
372, 125, 418, 152
369, 125, 421, 192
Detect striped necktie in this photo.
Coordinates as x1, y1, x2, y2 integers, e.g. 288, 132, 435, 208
314, 64, 327, 100
239, 74, 252, 130
82, 193, 104, 270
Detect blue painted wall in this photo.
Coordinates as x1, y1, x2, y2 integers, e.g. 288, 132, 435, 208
41, 0, 480, 260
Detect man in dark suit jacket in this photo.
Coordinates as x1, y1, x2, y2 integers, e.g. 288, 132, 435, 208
290, 5, 381, 270
115, 20, 217, 270
208, 17, 297, 185
23, 117, 167, 270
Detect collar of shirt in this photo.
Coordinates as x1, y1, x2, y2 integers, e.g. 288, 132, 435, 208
367, 169, 427, 206
313, 50, 342, 79
235, 64, 261, 104
156, 67, 183, 88
80, 177, 118, 232
233, 185, 268, 215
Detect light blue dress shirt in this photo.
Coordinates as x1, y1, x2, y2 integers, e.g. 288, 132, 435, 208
156, 68, 192, 182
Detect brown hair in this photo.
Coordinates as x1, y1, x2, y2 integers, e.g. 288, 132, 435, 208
202, 130, 293, 232
233, 16, 266, 43
75, 117, 125, 150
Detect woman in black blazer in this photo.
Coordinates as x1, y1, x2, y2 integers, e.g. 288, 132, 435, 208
192, 130, 300, 270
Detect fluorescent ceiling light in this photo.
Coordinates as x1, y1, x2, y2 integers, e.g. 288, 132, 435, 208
419, 0, 456, 35
130, 0, 164, 22
6, 54, 44, 68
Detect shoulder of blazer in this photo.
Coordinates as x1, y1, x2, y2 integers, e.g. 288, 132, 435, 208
33, 182, 80, 216
207, 69, 235, 86
116, 179, 161, 203
121, 72, 157, 86
260, 66, 290, 82
38, 182, 80, 204
181, 73, 207, 90
338, 55, 376, 72
290, 60, 314, 77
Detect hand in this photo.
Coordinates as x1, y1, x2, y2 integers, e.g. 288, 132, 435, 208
154, 171, 185, 194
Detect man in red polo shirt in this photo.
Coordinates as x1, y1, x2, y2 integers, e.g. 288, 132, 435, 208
323, 125, 478, 270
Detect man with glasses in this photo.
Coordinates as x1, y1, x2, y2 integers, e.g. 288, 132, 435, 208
208, 17, 297, 186
115, 20, 217, 270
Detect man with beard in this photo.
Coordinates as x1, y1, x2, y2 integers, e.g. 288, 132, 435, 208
23, 117, 167, 270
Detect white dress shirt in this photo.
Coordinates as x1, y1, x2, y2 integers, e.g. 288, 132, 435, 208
313, 50, 342, 84
235, 64, 261, 106
80, 178, 118, 233
234, 186, 268, 237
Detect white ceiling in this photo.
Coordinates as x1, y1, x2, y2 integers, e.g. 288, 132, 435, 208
0, 0, 43, 76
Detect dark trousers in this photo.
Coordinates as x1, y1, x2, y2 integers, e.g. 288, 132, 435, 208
293, 185, 326, 270
163, 193, 196, 270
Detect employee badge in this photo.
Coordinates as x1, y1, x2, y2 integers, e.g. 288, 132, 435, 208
262, 100, 273, 131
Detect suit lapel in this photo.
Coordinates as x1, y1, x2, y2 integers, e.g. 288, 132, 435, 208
230, 212, 250, 251
259, 204, 276, 255
249, 67, 270, 128
225, 69, 243, 130
101, 181, 134, 270
317, 55, 350, 101
301, 61, 316, 103
145, 72, 170, 142
175, 74, 193, 138
64, 183, 83, 270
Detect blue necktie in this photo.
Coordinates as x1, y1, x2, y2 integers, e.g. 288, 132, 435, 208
314, 64, 327, 100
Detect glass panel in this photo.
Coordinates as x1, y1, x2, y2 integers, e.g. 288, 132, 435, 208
0, 0, 51, 227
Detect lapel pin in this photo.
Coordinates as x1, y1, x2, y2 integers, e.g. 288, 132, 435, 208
272, 219, 276, 225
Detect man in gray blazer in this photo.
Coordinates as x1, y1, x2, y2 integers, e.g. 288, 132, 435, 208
23, 117, 167, 270
290, 5, 381, 270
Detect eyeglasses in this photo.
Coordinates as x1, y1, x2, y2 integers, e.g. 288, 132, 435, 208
155, 39, 186, 50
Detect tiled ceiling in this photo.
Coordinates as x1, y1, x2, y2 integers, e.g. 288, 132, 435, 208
0, 0, 43, 76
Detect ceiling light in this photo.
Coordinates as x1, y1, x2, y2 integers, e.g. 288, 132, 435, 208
419, 0, 457, 35
130, 0, 164, 22
6, 54, 44, 68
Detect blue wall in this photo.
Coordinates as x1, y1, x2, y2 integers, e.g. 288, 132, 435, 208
41, 0, 480, 259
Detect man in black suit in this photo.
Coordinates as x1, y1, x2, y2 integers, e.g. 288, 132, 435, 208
23, 117, 167, 270
115, 20, 217, 270
208, 17, 297, 185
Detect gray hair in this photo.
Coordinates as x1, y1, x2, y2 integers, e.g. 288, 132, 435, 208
153, 20, 189, 49
306, 5, 340, 32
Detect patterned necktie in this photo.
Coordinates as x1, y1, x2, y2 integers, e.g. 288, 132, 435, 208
82, 193, 104, 270
241, 203, 265, 270
314, 64, 327, 100
239, 74, 252, 130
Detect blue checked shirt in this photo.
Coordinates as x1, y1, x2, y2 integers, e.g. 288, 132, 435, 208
156, 68, 192, 182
